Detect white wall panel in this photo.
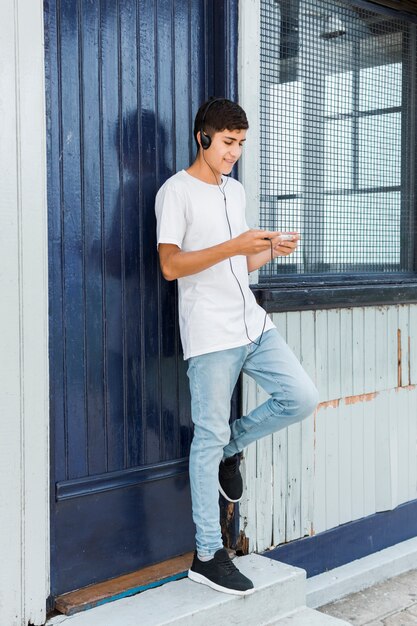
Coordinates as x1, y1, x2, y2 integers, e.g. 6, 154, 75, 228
340, 308, 354, 400
315, 310, 328, 401
240, 305, 417, 552
352, 308, 365, 396
350, 400, 365, 521
408, 389, 417, 500
387, 306, 399, 389
324, 402, 340, 530
364, 307, 377, 392
328, 309, 342, 401
363, 396, 376, 517
0, 1, 49, 624
410, 306, 417, 385
240, 376, 257, 552
375, 307, 388, 392
272, 427, 287, 547
256, 387, 274, 551
338, 401, 353, 525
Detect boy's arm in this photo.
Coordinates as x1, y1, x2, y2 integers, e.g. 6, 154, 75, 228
158, 230, 279, 281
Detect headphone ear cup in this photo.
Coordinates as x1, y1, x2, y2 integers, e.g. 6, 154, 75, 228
200, 130, 211, 150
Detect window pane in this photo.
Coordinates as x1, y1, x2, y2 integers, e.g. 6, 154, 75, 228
322, 192, 401, 269
266, 82, 302, 196
359, 112, 401, 188
325, 70, 352, 116
324, 118, 353, 191
359, 62, 402, 111
259, 0, 415, 280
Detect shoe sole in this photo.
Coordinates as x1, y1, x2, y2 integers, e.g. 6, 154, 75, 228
218, 481, 242, 503
188, 569, 255, 596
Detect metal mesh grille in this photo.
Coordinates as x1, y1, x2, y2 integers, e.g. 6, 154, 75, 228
259, 0, 417, 280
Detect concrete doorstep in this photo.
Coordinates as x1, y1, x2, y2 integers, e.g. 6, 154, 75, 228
46, 554, 351, 626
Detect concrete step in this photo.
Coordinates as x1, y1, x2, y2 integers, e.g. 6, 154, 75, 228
48, 553, 349, 626
267, 606, 352, 625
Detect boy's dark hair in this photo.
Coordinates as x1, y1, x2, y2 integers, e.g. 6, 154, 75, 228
193, 98, 249, 150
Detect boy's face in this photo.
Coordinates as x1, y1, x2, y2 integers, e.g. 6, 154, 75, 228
201, 128, 247, 176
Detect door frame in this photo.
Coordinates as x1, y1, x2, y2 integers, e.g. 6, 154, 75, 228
0, 0, 50, 625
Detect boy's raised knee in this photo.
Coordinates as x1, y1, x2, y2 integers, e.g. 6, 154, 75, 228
299, 383, 319, 419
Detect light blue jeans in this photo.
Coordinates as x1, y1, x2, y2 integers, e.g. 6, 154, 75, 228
186, 327, 319, 557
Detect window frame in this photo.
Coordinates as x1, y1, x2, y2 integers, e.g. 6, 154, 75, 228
239, 0, 417, 311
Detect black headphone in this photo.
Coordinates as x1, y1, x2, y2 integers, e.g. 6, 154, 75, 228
200, 97, 224, 150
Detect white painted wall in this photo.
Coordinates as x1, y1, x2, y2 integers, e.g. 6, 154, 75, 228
0, 1, 50, 624
240, 306, 417, 552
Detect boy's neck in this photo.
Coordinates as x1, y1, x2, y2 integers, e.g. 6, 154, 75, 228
186, 154, 223, 186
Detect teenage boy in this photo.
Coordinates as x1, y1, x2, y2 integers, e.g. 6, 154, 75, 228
155, 98, 319, 596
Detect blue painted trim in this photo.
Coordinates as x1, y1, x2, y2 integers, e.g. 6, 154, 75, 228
56, 457, 189, 500
66, 570, 188, 616
262, 498, 417, 577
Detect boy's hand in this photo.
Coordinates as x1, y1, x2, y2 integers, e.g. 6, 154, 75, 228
233, 229, 282, 255
273, 231, 300, 257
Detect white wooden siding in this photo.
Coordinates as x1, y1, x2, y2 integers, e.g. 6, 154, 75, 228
240, 305, 417, 553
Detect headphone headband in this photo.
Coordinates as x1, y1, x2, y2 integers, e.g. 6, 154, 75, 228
200, 97, 224, 150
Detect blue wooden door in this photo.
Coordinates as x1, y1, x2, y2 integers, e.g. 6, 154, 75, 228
45, 0, 237, 597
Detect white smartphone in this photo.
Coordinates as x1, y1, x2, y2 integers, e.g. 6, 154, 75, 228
279, 233, 296, 241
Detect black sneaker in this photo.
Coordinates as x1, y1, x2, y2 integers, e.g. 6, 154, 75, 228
218, 454, 243, 502
188, 548, 254, 596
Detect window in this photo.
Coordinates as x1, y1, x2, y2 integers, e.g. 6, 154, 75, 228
259, 0, 417, 285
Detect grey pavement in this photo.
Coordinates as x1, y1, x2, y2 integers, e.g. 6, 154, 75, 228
317, 568, 417, 625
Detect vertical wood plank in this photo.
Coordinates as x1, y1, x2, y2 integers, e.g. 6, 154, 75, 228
409, 305, 417, 385
300, 310, 316, 382
325, 404, 339, 529
364, 307, 376, 394
300, 413, 315, 537
375, 307, 388, 392
272, 427, 287, 546
399, 305, 410, 387
240, 373, 258, 552
286, 421, 302, 542
286, 312, 302, 541
255, 385, 273, 551
395, 389, 410, 504
397, 388, 409, 505
82, 0, 107, 476
327, 309, 341, 401
407, 387, 417, 501
375, 389, 394, 511
286, 311, 301, 360
352, 308, 365, 397
389, 388, 399, 509
387, 306, 399, 389
363, 396, 376, 516
272, 311, 287, 341
350, 400, 365, 520
60, 0, 88, 479
313, 407, 326, 534
1, 0, 49, 621
255, 426, 273, 552
340, 308, 353, 399
0, 3, 23, 622
315, 310, 328, 402
338, 401, 352, 524
300, 311, 315, 537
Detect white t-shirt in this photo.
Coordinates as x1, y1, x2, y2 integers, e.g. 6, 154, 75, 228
155, 169, 275, 359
